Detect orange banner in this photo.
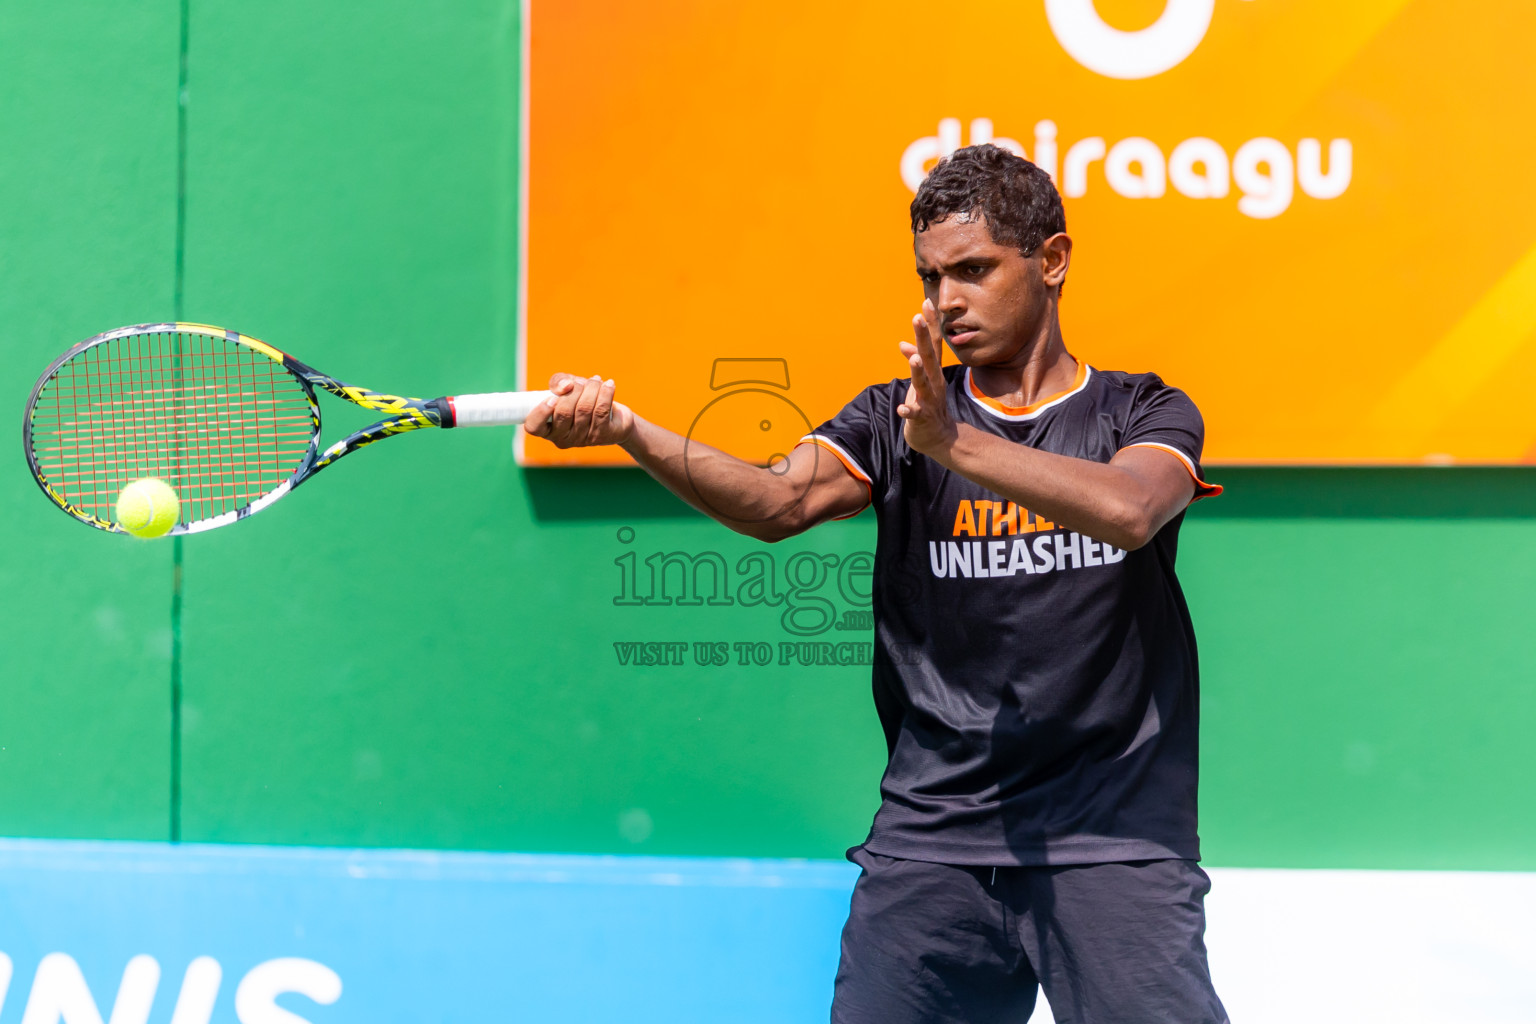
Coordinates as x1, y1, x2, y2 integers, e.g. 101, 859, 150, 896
519, 0, 1536, 465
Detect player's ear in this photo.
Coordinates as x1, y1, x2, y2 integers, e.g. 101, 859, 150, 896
1039, 233, 1072, 289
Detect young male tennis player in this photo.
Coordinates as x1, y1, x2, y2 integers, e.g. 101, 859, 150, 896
526, 144, 1227, 1024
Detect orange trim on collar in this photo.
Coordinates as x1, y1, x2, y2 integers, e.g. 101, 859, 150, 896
965, 359, 1089, 417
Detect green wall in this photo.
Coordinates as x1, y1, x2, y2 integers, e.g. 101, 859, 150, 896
3, 1, 1533, 870
0, 0, 178, 840
1190, 470, 1536, 870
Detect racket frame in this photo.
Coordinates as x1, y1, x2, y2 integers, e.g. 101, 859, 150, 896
23, 322, 464, 536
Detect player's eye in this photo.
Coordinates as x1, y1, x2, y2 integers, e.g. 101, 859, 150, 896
965, 264, 988, 277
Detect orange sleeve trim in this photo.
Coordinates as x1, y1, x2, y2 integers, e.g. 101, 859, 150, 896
797, 436, 873, 519
1121, 442, 1224, 500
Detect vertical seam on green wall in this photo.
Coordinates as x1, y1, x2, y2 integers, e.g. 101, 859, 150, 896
169, 0, 191, 844
493, 0, 518, 375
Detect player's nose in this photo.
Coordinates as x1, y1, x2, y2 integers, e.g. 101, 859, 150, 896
936, 277, 966, 313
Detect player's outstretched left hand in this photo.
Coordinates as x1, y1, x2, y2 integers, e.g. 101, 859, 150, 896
525, 372, 635, 448
897, 299, 959, 456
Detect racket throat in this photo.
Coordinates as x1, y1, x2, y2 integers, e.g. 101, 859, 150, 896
426, 396, 458, 428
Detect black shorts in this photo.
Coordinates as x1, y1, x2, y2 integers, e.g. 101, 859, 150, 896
831, 848, 1228, 1024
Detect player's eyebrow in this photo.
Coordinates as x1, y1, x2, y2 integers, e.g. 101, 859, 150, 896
916, 252, 1001, 274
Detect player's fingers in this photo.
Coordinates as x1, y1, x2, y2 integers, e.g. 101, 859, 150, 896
589, 378, 617, 442
911, 318, 940, 386
920, 301, 944, 363
532, 373, 581, 441
905, 336, 941, 407
921, 298, 942, 344
522, 395, 556, 437
898, 338, 929, 373
898, 340, 932, 409
548, 378, 590, 445
914, 306, 939, 362
918, 300, 946, 392
900, 337, 928, 368
569, 373, 603, 440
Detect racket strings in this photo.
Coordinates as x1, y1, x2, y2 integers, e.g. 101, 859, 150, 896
29, 331, 315, 524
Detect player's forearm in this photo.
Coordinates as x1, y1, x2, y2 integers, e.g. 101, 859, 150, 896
619, 415, 811, 541
934, 425, 1161, 550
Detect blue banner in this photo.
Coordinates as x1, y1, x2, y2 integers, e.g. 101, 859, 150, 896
0, 839, 857, 1024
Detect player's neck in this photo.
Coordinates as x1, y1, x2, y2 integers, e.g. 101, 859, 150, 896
969, 316, 1077, 409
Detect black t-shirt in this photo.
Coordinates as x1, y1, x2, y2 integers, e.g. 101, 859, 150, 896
804, 362, 1221, 867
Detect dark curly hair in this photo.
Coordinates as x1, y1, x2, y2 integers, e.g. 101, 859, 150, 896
910, 144, 1066, 260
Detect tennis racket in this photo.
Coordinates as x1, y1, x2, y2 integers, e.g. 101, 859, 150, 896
22, 322, 551, 536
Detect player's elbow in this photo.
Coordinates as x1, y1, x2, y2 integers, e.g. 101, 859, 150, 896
723, 470, 858, 542
1108, 495, 1163, 550
738, 503, 817, 543
1118, 526, 1155, 551
734, 524, 803, 544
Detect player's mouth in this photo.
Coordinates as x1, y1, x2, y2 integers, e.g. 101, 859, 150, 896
943, 323, 981, 346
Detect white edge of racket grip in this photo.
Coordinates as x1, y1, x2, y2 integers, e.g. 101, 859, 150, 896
513, 0, 533, 463
453, 390, 553, 426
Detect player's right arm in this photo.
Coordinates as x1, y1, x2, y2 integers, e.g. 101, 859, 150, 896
523, 372, 869, 542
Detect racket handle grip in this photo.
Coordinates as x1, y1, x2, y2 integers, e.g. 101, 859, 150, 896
447, 390, 553, 427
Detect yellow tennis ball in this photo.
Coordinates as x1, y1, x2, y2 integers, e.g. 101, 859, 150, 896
115, 478, 181, 538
